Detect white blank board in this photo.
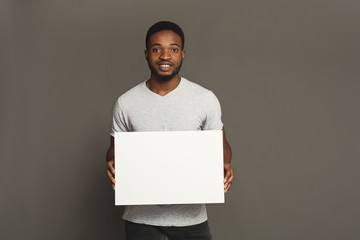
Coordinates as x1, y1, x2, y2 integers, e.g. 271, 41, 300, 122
115, 130, 224, 205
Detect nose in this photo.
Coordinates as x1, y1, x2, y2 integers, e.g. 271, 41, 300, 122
160, 50, 171, 60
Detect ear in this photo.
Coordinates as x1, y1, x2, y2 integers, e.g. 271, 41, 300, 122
182, 50, 185, 60
144, 49, 148, 60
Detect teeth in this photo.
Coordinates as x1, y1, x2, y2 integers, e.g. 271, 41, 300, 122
160, 65, 170, 67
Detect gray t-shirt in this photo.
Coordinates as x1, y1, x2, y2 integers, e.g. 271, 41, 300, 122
110, 77, 223, 226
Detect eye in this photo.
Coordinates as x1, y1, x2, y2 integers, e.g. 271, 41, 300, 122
171, 48, 179, 52
152, 48, 160, 53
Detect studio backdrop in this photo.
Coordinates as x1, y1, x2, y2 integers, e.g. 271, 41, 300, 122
1, 1, 359, 239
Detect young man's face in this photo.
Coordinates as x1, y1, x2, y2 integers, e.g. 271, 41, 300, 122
145, 30, 185, 81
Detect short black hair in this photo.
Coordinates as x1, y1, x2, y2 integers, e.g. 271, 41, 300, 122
145, 21, 185, 50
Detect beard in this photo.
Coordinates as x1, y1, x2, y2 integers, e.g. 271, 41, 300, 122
147, 59, 183, 82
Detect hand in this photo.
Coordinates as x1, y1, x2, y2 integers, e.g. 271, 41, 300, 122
224, 163, 234, 193
106, 159, 116, 191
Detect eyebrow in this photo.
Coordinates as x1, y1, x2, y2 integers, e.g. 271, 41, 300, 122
151, 43, 180, 48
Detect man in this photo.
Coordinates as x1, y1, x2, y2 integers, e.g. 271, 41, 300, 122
106, 21, 234, 240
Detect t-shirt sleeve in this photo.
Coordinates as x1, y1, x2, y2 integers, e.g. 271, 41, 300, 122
110, 99, 128, 136
201, 91, 224, 130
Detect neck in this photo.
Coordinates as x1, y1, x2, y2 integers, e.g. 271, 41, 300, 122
146, 74, 181, 96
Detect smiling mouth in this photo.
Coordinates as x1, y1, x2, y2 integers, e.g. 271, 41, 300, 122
158, 63, 173, 71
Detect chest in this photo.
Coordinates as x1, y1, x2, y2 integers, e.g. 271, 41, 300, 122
125, 99, 205, 131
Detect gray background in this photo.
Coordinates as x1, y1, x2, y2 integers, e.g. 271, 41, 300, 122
1, 0, 359, 239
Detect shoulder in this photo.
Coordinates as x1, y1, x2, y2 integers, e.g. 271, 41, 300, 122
115, 81, 147, 107
181, 77, 213, 97
181, 77, 220, 102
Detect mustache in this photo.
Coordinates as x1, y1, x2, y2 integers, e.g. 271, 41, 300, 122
157, 61, 173, 66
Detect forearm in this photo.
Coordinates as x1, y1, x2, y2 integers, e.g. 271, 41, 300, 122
106, 136, 115, 162
224, 141, 232, 164
222, 127, 232, 164
222, 129, 234, 193
106, 147, 114, 162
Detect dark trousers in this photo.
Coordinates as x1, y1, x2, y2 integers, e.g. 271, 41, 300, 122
125, 220, 212, 240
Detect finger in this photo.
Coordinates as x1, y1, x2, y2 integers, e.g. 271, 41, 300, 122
227, 168, 235, 183
107, 161, 115, 174
106, 169, 116, 184
224, 179, 231, 190
107, 167, 115, 178
107, 160, 115, 174
224, 167, 232, 183
224, 168, 234, 191
106, 165, 115, 178
224, 182, 232, 193
112, 183, 115, 191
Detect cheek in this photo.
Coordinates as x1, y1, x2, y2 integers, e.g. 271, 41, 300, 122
150, 53, 160, 60
148, 55, 157, 64
175, 55, 183, 62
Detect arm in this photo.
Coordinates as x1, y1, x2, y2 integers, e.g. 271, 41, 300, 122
106, 136, 116, 190
223, 127, 234, 193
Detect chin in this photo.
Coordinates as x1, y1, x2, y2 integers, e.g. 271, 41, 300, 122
148, 60, 182, 82
151, 69, 178, 82
157, 73, 175, 81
